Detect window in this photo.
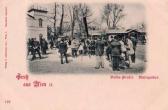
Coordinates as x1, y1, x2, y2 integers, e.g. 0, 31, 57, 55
39, 18, 43, 27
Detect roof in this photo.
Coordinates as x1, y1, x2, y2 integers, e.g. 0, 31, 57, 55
106, 29, 126, 34
27, 14, 35, 19
90, 29, 126, 36
28, 8, 48, 13
90, 30, 101, 36
126, 28, 146, 33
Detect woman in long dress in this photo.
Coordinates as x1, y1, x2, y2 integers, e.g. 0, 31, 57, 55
125, 37, 134, 67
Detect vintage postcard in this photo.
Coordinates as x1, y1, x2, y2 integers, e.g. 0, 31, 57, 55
0, 0, 168, 110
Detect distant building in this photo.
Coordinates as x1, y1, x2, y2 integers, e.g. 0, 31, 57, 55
89, 29, 126, 40
89, 28, 146, 43
27, 6, 49, 40
126, 28, 146, 43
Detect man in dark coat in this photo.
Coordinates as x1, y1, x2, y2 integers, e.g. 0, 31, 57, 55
41, 38, 48, 54
31, 38, 42, 60
39, 34, 43, 52
110, 36, 121, 71
95, 37, 105, 69
90, 40, 96, 55
27, 38, 33, 56
58, 39, 68, 64
106, 41, 112, 61
130, 36, 137, 63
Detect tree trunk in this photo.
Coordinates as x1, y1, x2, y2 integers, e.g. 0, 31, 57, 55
107, 17, 111, 29
69, 6, 76, 40
54, 3, 57, 38
83, 16, 89, 38
71, 20, 75, 40
59, 5, 64, 35
112, 23, 116, 29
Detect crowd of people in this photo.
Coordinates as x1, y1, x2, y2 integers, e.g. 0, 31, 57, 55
27, 33, 137, 71
27, 34, 48, 60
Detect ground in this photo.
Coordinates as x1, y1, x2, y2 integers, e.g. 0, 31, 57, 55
28, 44, 146, 74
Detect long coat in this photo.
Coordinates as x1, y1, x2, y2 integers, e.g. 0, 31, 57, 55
71, 39, 79, 49
111, 40, 121, 56
95, 40, 105, 56
126, 39, 134, 55
58, 42, 68, 54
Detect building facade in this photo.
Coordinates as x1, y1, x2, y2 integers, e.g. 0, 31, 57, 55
27, 7, 49, 40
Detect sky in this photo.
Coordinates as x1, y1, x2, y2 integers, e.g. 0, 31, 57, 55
88, 3, 146, 29
30, 3, 146, 29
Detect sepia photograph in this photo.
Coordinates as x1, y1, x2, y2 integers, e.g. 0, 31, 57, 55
26, 3, 147, 73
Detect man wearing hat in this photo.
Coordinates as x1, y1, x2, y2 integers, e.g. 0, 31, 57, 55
95, 36, 105, 69
58, 38, 68, 64
31, 38, 42, 60
110, 35, 121, 71
71, 38, 79, 58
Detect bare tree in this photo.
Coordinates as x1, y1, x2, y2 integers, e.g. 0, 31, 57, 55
53, 3, 58, 38
58, 4, 64, 35
111, 4, 125, 29
74, 5, 83, 36
102, 4, 111, 29
76, 4, 92, 38
102, 3, 125, 29
68, 5, 77, 40
67, 4, 92, 39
